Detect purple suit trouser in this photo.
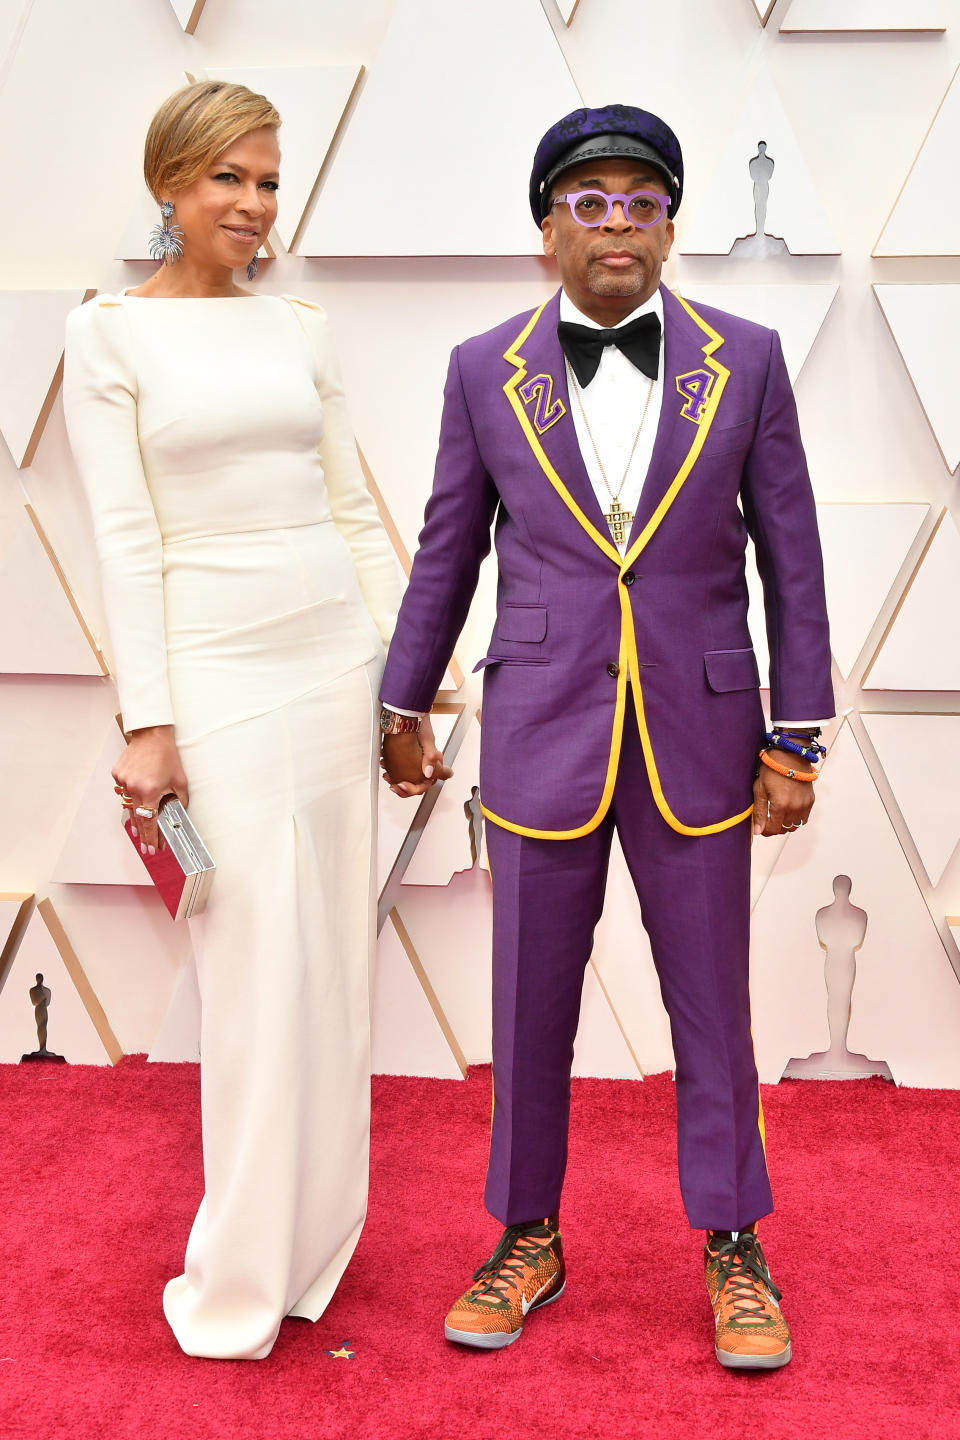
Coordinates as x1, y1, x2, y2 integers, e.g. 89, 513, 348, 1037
484, 697, 772, 1233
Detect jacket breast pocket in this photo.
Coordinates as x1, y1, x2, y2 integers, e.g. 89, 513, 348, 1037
704, 647, 760, 693
706, 419, 754, 459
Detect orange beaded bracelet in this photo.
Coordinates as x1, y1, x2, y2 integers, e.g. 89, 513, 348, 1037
759, 750, 817, 782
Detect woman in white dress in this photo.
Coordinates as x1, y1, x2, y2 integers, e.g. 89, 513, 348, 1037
63, 81, 442, 1360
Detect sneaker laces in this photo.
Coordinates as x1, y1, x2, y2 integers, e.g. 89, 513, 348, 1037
470, 1221, 556, 1304
709, 1231, 782, 1322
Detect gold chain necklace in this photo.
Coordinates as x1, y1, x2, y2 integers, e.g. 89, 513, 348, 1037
565, 359, 655, 546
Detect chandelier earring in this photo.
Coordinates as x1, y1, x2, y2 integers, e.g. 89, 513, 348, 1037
246, 254, 259, 282
148, 200, 184, 265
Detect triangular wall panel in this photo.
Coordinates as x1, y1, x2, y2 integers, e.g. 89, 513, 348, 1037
0, 507, 107, 676
862, 714, 960, 886
299, 0, 581, 256
0, 290, 94, 467
397, 869, 494, 1065
167, 0, 207, 34
0, 901, 121, 1065
751, 0, 777, 20
571, 962, 644, 1080
746, 503, 928, 687
0, 0, 31, 76
781, 0, 946, 29
875, 66, 960, 255
147, 958, 201, 1062
874, 286, 960, 471
371, 911, 465, 1078
589, 837, 675, 1077
816, 503, 929, 678
206, 66, 364, 252
750, 723, 960, 1088
51, 724, 152, 886
678, 283, 837, 386
0, 894, 33, 976
680, 70, 840, 255
866, 511, 960, 689
552, 0, 582, 21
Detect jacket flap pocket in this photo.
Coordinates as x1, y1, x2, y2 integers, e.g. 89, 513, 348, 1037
472, 655, 551, 672
495, 604, 548, 643
704, 648, 760, 693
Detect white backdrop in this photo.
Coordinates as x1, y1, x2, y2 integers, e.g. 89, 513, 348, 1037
1, 0, 959, 1085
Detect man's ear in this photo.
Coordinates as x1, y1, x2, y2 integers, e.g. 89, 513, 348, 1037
662, 218, 675, 262
541, 215, 556, 258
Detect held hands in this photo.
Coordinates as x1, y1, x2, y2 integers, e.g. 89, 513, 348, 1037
112, 724, 189, 854
752, 749, 816, 837
380, 714, 452, 797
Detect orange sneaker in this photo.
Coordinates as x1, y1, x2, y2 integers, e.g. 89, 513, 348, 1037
444, 1216, 565, 1349
705, 1227, 792, 1370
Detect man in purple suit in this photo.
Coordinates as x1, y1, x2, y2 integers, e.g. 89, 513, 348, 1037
379, 105, 833, 1370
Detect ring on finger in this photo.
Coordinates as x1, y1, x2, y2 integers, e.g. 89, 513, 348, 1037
118, 793, 137, 806
134, 805, 159, 819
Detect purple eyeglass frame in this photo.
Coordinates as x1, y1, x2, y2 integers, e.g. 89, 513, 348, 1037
551, 189, 670, 229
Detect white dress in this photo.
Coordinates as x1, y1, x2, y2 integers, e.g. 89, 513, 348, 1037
63, 292, 403, 1360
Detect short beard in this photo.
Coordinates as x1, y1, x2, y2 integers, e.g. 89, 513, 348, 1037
586, 265, 648, 298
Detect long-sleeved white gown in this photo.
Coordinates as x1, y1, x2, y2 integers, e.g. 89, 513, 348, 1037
63, 292, 403, 1360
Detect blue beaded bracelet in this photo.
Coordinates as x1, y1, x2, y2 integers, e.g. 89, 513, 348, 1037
765, 731, 826, 762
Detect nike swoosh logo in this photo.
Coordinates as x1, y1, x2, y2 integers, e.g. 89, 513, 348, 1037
521, 1280, 551, 1316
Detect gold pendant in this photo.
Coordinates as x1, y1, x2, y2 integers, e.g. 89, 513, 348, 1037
604, 499, 634, 546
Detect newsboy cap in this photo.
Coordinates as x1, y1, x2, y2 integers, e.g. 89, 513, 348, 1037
529, 104, 684, 225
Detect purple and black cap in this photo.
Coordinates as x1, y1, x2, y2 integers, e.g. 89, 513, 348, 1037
529, 103, 684, 225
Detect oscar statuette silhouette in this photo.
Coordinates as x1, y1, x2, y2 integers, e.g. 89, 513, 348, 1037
20, 973, 67, 1064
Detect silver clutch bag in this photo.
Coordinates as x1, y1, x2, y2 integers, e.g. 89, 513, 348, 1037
124, 798, 215, 920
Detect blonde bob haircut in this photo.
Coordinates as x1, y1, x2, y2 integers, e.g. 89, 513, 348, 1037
144, 80, 281, 201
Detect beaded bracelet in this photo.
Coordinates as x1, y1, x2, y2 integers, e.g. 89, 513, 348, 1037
765, 731, 827, 762
759, 750, 817, 782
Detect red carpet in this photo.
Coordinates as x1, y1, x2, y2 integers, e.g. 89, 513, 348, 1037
2, 1060, 958, 1440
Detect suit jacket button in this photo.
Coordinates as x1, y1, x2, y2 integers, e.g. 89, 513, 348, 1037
606, 662, 619, 678
622, 571, 636, 586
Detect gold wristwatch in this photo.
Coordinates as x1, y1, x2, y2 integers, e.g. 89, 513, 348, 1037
379, 706, 422, 736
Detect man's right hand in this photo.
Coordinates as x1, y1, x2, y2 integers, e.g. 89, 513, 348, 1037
381, 716, 452, 797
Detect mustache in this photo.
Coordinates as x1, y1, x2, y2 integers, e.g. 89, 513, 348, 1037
587, 242, 645, 261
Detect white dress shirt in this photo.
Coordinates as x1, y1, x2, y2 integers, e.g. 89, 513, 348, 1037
559, 288, 663, 555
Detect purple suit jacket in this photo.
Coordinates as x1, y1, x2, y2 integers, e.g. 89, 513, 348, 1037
380, 285, 834, 839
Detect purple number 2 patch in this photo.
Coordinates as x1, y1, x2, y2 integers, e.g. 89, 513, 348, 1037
518, 373, 566, 434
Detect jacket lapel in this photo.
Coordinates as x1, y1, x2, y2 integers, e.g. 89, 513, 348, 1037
502, 290, 619, 564
624, 284, 731, 564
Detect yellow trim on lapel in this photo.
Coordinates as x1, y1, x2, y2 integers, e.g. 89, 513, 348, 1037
622, 291, 730, 571
503, 303, 621, 565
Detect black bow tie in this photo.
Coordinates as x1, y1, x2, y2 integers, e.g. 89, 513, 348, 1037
557, 311, 662, 388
